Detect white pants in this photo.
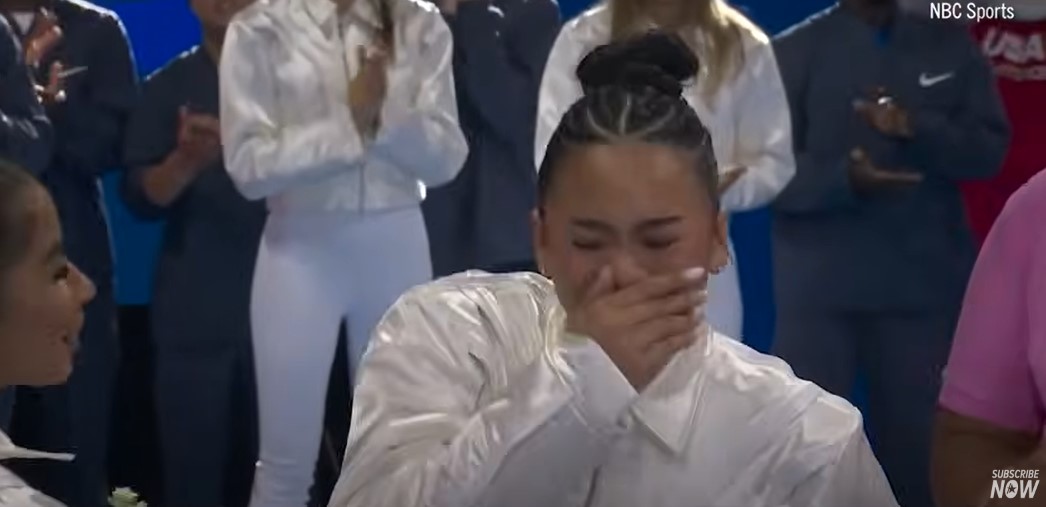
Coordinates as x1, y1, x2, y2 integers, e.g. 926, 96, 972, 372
706, 238, 743, 340
248, 206, 432, 507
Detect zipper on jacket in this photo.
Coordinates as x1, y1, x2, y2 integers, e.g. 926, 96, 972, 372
584, 467, 602, 507
357, 158, 366, 213
337, 19, 367, 214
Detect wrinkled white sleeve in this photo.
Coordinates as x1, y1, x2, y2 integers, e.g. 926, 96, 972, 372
0, 466, 64, 506
370, 11, 468, 188
327, 290, 638, 507
720, 39, 795, 212
786, 418, 900, 507
533, 26, 585, 172
219, 17, 366, 201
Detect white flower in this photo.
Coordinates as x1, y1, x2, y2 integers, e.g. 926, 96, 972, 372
108, 487, 147, 507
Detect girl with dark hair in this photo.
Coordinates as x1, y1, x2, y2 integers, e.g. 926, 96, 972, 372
0, 160, 94, 506
0, 12, 50, 432
536, 0, 795, 341
327, 31, 895, 507
219, 0, 468, 503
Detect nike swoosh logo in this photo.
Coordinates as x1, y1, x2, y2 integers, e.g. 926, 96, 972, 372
919, 72, 954, 87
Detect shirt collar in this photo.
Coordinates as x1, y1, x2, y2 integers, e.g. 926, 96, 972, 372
630, 324, 712, 455
302, 0, 383, 38
303, 0, 339, 28
0, 429, 74, 462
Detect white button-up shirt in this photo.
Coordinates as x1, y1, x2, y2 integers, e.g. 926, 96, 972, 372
328, 272, 899, 507
535, 5, 795, 213
0, 429, 71, 507
220, 0, 468, 214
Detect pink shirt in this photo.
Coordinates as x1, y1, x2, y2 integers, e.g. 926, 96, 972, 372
939, 169, 1046, 434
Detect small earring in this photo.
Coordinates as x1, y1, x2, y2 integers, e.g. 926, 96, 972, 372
712, 252, 733, 275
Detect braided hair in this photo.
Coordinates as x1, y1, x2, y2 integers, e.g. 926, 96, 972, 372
537, 31, 719, 211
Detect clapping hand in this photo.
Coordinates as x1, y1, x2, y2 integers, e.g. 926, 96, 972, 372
24, 7, 61, 68
172, 105, 222, 174
35, 61, 66, 105
853, 87, 913, 138
848, 147, 922, 194
347, 44, 389, 137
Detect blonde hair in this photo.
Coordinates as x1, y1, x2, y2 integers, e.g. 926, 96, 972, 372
608, 0, 745, 97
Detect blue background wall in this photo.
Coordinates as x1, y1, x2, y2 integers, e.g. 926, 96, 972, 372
100, 0, 835, 353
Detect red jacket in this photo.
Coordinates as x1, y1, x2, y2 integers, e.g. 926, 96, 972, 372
963, 18, 1046, 245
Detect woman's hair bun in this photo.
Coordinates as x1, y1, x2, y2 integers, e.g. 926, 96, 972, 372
576, 30, 700, 97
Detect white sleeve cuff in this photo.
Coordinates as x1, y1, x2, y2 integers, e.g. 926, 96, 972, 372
558, 338, 638, 433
